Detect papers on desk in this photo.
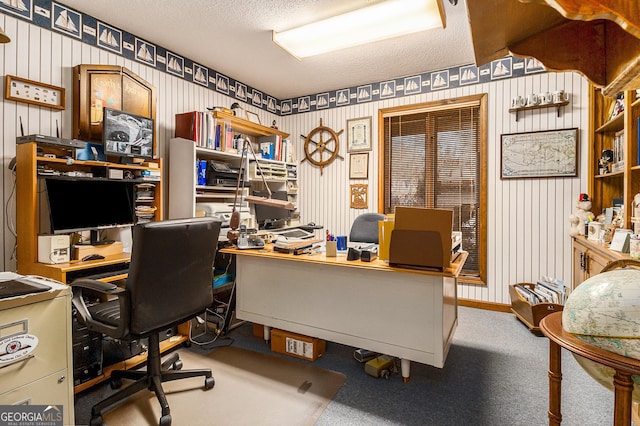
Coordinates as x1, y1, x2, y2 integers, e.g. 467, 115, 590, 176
0, 272, 65, 299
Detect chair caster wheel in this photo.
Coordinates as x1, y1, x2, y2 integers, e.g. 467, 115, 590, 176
173, 359, 183, 370
110, 378, 122, 389
159, 414, 172, 425
90, 415, 103, 426
205, 376, 215, 389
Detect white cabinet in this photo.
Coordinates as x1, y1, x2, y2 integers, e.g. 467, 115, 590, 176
0, 283, 74, 425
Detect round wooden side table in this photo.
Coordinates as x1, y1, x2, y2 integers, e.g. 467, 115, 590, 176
540, 311, 640, 425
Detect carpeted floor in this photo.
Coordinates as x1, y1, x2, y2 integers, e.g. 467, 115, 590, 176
91, 346, 345, 425
75, 306, 615, 425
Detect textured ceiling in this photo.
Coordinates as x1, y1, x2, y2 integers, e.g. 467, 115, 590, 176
58, 0, 475, 100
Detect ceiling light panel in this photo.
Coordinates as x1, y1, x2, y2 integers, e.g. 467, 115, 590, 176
273, 0, 445, 59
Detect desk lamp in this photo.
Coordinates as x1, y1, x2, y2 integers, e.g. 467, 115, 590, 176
227, 136, 295, 242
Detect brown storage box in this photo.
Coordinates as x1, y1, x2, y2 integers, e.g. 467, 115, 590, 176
509, 283, 563, 334
252, 323, 265, 339
270, 329, 326, 361
74, 241, 123, 260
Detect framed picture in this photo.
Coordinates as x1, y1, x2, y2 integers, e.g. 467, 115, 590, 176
350, 184, 368, 209
500, 128, 578, 179
349, 153, 369, 179
245, 111, 261, 124
5, 75, 65, 110
347, 116, 372, 152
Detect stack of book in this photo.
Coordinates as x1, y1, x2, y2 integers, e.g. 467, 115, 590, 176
513, 276, 566, 305
135, 205, 157, 223
135, 169, 161, 181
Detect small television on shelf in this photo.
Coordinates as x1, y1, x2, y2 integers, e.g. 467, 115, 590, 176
102, 107, 155, 160
253, 190, 290, 230
44, 178, 135, 245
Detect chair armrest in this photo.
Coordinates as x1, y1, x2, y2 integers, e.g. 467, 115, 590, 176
70, 278, 124, 295
71, 278, 129, 338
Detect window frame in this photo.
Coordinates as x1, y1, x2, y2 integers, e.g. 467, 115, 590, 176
377, 94, 488, 284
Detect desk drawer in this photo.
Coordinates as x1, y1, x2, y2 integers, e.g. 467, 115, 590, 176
0, 369, 73, 425
0, 296, 69, 391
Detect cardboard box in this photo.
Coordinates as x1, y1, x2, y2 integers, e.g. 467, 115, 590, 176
252, 323, 265, 339
270, 329, 326, 361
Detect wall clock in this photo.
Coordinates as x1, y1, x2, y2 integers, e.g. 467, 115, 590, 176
301, 118, 344, 175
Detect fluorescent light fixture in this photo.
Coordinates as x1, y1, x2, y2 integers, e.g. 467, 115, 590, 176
273, 0, 445, 59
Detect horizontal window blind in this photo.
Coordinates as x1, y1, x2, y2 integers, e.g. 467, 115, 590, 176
383, 106, 480, 275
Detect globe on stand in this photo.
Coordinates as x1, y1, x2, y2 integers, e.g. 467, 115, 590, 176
562, 268, 640, 400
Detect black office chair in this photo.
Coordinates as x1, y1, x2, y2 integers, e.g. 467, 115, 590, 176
349, 212, 385, 244
71, 217, 221, 426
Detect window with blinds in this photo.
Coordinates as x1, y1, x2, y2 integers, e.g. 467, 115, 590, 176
380, 95, 486, 280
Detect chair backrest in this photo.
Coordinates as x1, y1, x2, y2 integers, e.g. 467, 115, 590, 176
125, 217, 221, 336
349, 213, 386, 244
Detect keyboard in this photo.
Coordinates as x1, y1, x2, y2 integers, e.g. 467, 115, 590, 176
66, 263, 130, 282
276, 229, 313, 239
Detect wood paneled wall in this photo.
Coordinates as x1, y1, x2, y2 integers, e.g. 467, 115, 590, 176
0, 14, 589, 305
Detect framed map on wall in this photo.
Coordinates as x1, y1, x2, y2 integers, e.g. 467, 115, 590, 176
500, 128, 578, 179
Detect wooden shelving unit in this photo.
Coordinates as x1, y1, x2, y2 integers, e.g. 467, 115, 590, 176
14, 140, 187, 394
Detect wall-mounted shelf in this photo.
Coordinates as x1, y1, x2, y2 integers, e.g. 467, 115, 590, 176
509, 101, 569, 122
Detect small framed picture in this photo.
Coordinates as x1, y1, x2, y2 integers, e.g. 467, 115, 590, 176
349, 153, 369, 179
5, 75, 66, 110
347, 116, 372, 152
350, 184, 368, 209
245, 111, 261, 124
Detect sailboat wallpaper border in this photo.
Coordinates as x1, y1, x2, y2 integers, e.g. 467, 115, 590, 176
0, 0, 32, 20
1, 0, 549, 116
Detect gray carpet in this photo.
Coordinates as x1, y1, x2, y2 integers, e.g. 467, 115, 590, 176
75, 306, 615, 425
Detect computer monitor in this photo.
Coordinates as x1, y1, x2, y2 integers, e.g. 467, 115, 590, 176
102, 107, 155, 160
253, 190, 290, 230
44, 178, 135, 244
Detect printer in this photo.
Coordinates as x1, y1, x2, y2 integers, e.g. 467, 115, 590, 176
196, 202, 252, 228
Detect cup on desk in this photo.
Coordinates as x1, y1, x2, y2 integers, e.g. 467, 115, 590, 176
336, 235, 347, 251
326, 240, 337, 257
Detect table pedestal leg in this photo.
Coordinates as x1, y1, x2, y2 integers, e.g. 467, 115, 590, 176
613, 371, 633, 426
263, 325, 271, 343
401, 358, 410, 383
548, 339, 562, 425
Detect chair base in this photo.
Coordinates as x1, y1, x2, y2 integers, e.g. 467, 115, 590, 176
90, 334, 214, 426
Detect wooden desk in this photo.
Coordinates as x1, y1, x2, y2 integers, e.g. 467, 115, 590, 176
540, 312, 640, 425
221, 246, 467, 381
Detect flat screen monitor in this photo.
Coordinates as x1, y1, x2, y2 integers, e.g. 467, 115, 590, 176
253, 190, 290, 230
102, 107, 154, 160
44, 178, 135, 244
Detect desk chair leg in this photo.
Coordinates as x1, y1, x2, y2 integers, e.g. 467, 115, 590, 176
90, 334, 214, 426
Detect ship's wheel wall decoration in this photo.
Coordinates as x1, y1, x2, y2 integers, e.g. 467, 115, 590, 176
301, 118, 344, 175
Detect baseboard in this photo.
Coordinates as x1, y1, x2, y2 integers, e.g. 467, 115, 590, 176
458, 298, 511, 313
